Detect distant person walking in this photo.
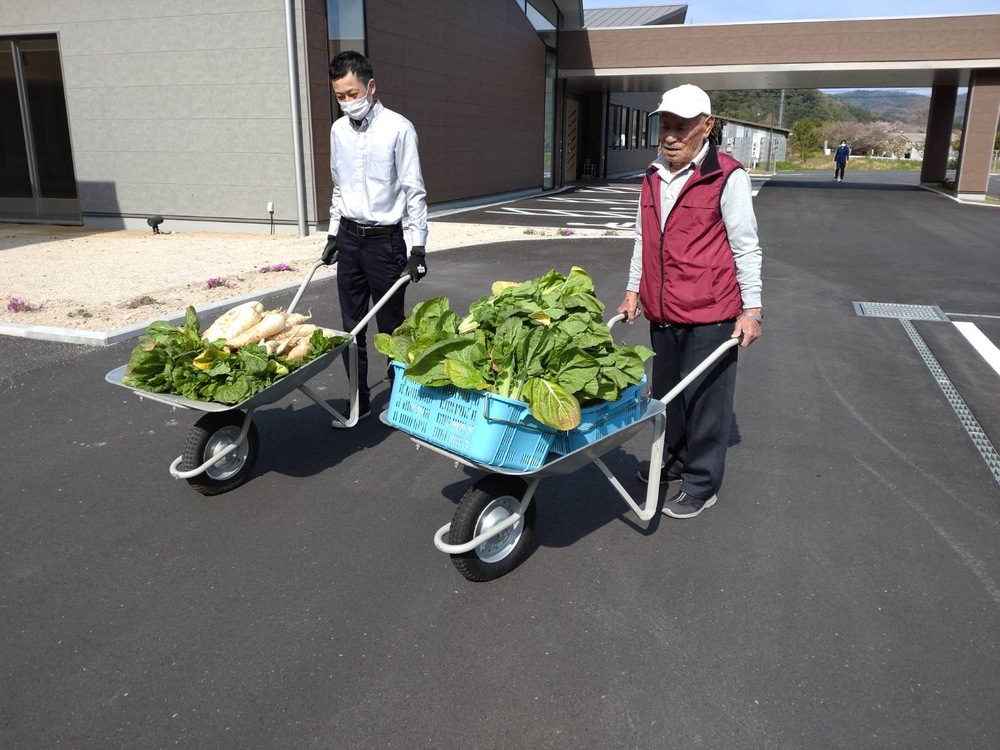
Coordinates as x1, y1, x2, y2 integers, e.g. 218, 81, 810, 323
834, 140, 850, 182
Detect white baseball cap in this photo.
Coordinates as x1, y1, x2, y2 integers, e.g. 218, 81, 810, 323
652, 84, 712, 118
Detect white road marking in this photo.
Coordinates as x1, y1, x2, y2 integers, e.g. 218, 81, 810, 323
954, 321, 1000, 378
485, 207, 635, 219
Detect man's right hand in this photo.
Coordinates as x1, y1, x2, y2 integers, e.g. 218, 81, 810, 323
321, 235, 338, 265
617, 291, 641, 323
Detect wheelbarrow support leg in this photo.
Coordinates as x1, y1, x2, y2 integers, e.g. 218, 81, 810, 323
592, 410, 667, 522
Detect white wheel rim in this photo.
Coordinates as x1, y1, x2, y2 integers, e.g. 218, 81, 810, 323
204, 426, 248, 481
473, 496, 524, 563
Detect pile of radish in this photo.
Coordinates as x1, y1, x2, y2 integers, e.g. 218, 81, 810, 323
202, 301, 340, 361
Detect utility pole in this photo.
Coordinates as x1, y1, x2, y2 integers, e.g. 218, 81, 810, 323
777, 89, 786, 128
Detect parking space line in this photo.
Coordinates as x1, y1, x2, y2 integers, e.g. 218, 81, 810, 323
954, 321, 1000, 378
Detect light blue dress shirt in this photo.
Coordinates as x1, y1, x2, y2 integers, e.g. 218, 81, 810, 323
329, 99, 428, 249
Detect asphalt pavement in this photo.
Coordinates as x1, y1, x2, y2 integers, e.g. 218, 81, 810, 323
2, 172, 1000, 748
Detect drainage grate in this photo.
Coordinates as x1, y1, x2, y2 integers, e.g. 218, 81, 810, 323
900, 320, 1000, 486
853, 301, 950, 321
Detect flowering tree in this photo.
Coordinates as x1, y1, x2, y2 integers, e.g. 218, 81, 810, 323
819, 120, 916, 158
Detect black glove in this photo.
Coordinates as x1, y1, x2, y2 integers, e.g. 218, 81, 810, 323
404, 247, 427, 282
321, 235, 338, 265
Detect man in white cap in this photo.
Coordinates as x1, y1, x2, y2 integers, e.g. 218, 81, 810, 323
617, 83, 763, 519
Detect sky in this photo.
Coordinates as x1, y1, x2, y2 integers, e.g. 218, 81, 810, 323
580, 0, 1000, 25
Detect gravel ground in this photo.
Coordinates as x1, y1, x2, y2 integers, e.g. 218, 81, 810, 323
0, 221, 612, 332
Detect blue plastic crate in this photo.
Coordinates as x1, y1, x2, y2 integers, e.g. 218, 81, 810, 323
386, 361, 555, 471
552, 377, 646, 455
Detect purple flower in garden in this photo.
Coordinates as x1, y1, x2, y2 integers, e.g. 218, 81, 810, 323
259, 263, 295, 273
205, 277, 235, 290
7, 297, 40, 313
559, 228, 574, 236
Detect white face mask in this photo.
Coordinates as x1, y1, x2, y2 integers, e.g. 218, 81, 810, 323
339, 84, 373, 120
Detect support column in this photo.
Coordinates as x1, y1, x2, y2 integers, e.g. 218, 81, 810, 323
955, 69, 1000, 201
920, 84, 957, 185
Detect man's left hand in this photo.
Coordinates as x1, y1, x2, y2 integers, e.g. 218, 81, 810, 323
733, 309, 762, 347
405, 247, 427, 282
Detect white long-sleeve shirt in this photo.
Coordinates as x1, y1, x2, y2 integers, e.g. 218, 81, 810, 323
329, 99, 428, 248
627, 142, 762, 309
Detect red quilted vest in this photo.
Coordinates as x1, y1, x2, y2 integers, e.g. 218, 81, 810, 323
638, 142, 745, 326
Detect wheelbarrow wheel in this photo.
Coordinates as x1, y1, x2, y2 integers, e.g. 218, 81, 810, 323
449, 475, 536, 582
181, 411, 259, 496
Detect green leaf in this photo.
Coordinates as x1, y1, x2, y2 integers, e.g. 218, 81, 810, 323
374, 332, 396, 358
552, 347, 601, 393
523, 377, 581, 430
405, 337, 477, 386
213, 378, 254, 405
238, 344, 269, 376
410, 296, 454, 335
444, 359, 491, 390
184, 306, 200, 335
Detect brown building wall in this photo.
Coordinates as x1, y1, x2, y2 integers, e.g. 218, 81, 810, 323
359, 0, 546, 207
956, 68, 1000, 196
560, 15, 1000, 71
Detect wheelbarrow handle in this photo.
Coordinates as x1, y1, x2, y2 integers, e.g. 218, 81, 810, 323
285, 260, 330, 315
659, 336, 741, 405
347, 274, 410, 339
607, 312, 626, 329
285, 263, 409, 336
606, 304, 642, 330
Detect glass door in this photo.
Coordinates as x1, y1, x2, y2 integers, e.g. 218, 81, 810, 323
0, 36, 80, 223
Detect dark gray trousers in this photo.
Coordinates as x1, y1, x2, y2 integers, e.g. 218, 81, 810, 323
335, 227, 408, 407
649, 320, 739, 499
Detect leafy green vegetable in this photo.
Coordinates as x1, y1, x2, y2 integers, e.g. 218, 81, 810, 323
122, 307, 348, 404
374, 267, 654, 430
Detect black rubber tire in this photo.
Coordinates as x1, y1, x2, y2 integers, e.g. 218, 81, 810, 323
449, 475, 536, 582
181, 411, 259, 496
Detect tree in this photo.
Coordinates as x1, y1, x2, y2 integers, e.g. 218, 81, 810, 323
790, 118, 823, 159
820, 121, 910, 157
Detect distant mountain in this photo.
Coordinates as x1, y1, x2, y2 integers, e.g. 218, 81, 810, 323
828, 90, 966, 128
709, 89, 878, 128
710, 89, 968, 129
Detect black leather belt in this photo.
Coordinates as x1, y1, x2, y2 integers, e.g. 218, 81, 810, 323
340, 218, 402, 238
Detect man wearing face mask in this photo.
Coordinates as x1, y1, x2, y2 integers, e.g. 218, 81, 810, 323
323, 50, 428, 426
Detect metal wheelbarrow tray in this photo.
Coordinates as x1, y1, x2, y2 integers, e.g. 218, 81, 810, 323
385, 325, 740, 582
106, 263, 408, 496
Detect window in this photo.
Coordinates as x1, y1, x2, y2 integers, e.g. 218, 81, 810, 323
327, 0, 365, 56
0, 35, 79, 221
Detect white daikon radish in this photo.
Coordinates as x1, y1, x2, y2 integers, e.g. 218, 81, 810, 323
284, 312, 311, 327
226, 311, 287, 348
286, 339, 312, 361
275, 325, 318, 355
202, 301, 263, 342
273, 323, 317, 342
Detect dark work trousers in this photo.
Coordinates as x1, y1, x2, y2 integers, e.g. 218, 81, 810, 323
649, 320, 739, 500
835, 161, 846, 180
335, 225, 408, 409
